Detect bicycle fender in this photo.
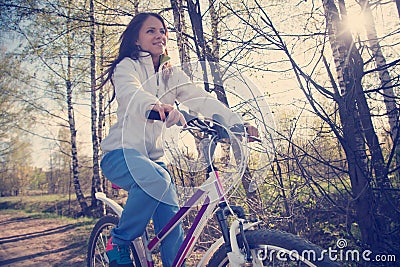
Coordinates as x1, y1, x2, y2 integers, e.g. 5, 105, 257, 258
197, 237, 224, 267
95, 192, 123, 217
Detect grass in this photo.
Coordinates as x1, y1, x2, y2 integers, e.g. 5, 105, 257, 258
0, 193, 85, 217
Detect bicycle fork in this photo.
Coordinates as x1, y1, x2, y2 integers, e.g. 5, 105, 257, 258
215, 203, 261, 267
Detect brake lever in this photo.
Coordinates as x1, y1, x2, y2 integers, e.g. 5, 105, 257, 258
230, 124, 262, 143
248, 136, 262, 143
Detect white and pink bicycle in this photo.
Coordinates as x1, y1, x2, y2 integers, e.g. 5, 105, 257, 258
87, 111, 339, 267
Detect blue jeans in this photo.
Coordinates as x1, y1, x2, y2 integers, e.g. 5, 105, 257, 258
100, 149, 184, 267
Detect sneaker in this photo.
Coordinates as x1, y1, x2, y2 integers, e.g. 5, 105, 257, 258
105, 237, 133, 267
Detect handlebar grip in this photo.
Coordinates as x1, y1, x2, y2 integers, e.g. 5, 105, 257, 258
146, 110, 195, 127
146, 110, 187, 126
146, 110, 169, 120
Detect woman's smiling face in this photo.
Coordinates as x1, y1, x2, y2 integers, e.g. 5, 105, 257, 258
136, 15, 168, 59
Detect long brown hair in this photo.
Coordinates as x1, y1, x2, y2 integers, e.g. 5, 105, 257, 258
100, 12, 172, 102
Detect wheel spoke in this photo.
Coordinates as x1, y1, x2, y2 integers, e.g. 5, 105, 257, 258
87, 215, 142, 267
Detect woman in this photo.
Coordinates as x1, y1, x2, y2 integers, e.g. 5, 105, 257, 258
100, 12, 257, 267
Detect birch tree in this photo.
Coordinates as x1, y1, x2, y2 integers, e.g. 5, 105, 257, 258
65, 0, 88, 213
88, 0, 102, 209
170, 0, 191, 72
357, 0, 399, 172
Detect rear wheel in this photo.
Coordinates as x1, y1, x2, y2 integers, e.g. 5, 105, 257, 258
207, 229, 341, 266
87, 215, 142, 267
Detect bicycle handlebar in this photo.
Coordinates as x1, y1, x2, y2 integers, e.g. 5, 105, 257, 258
146, 110, 261, 142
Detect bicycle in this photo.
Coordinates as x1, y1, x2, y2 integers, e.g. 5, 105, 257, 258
87, 111, 339, 267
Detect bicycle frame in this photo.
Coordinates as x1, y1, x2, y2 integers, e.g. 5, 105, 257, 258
95, 168, 259, 267
95, 118, 259, 266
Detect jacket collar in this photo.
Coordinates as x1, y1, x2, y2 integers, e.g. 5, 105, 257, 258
138, 51, 153, 66
138, 51, 170, 69
160, 54, 171, 66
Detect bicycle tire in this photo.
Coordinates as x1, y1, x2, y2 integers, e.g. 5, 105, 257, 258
207, 229, 341, 267
87, 215, 142, 267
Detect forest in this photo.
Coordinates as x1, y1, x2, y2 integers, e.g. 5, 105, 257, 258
0, 0, 399, 265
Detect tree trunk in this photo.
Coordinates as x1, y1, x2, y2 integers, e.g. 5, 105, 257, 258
67, 0, 88, 215
359, 0, 399, 174
89, 0, 102, 210
66, 79, 88, 214
338, 0, 391, 189
187, 0, 211, 93
133, 0, 139, 14
323, 0, 381, 251
170, 0, 191, 74
98, 24, 107, 196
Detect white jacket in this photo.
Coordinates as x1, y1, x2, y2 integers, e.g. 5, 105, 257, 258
100, 53, 242, 160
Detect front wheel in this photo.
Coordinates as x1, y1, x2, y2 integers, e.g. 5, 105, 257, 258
87, 215, 142, 267
207, 229, 341, 267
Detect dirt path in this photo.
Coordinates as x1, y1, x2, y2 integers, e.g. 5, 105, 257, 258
0, 210, 89, 267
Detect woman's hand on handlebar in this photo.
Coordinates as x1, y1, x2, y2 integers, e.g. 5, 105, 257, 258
151, 103, 186, 128
166, 109, 186, 128
151, 103, 171, 121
